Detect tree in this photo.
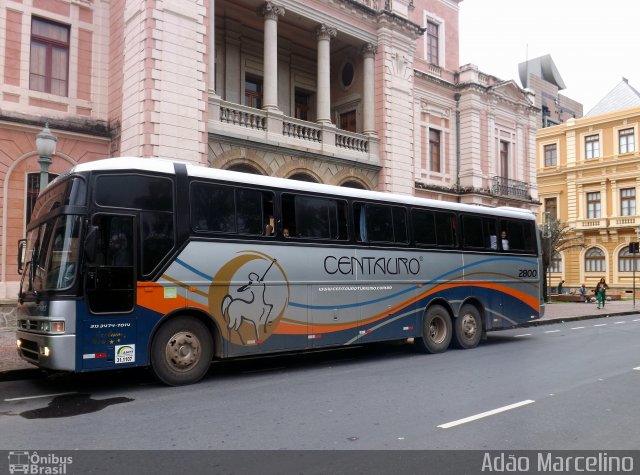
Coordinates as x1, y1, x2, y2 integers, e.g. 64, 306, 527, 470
539, 218, 586, 301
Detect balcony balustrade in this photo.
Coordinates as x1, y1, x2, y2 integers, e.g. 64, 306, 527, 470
210, 98, 378, 166
492, 176, 530, 199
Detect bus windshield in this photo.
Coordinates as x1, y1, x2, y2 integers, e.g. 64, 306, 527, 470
28, 215, 82, 291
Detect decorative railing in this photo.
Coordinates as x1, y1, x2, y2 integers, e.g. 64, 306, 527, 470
576, 218, 608, 229
212, 99, 375, 163
283, 117, 322, 143
427, 63, 442, 77
335, 129, 369, 153
219, 103, 266, 130
612, 216, 638, 226
492, 176, 530, 199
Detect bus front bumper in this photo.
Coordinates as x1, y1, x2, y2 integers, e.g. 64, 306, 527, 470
16, 331, 76, 371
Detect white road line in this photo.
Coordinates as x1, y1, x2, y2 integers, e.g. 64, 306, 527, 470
4, 392, 77, 402
633, 319, 640, 322
593, 324, 607, 327
633, 367, 640, 371
614, 322, 626, 325
437, 400, 535, 429
544, 330, 560, 334
514, 334, 531, 338
571, 326, 586, 330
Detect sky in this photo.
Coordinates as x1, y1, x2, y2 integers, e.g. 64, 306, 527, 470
459, 0, 640, 113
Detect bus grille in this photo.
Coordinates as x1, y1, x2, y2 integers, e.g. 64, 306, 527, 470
18, 339, 39, 362
19, 319, 38, 331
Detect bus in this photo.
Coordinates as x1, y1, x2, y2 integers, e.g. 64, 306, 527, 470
16, 157, 544, 385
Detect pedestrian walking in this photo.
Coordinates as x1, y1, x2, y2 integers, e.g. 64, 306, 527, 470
557, 279, 565, 294
595, 278, 608, 309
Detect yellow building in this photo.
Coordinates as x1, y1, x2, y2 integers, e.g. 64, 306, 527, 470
537, 80, 640, 296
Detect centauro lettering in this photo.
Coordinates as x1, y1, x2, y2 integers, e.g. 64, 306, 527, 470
324, 256, 420, 276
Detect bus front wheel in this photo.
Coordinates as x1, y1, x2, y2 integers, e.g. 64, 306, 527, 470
453, 304, 482, 349
150, 316, 213, 386
415, 305, 452, 353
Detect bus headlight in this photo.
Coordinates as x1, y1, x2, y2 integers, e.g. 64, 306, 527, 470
40, 346, 51, 357
16, 339, 22, 348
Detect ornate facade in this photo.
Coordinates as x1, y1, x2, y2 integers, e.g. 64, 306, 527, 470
0, 0, 539, 301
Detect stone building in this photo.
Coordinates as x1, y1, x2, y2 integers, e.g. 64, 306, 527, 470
0, 0, 539, 309
537, 79, 640, 294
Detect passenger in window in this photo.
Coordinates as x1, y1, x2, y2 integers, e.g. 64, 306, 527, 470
110, 232, 130, 265
283, 228, 290, 238
265, 224, 274, 236
500, 230, 509, 251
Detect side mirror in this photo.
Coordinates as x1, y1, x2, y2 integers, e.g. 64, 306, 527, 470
84, 225, 99, 263
17, 239, 27, 274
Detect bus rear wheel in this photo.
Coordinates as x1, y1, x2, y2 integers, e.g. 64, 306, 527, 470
150, 316, 213, 386
415, 305, 452, 354
453, 304, 482, 349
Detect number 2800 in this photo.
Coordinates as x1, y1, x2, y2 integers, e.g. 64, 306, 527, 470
518, 269, 538, 278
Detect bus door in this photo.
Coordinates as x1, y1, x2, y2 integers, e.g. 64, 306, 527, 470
81, 214, 139, 369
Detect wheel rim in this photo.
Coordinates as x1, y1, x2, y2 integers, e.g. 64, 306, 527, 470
428, 315, 447, 344
460, 313, 478, 341
165, 331, 201, 372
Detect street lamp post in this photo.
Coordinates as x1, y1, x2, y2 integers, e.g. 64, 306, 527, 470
36, 123, 57, 192
544, 212, 552, 303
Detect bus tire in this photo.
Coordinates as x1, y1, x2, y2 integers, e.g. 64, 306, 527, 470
150, 316, 213, 386
415, 305, 452, 354
453, 304, 482, 349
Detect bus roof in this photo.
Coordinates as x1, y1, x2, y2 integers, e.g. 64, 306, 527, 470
72, 157, 537, 221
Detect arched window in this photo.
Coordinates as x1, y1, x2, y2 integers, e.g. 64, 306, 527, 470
227, 164, 262, 175
288, 173, 318, 183
618, 247, 640, 272
340, 180, 366, 190
550, 252, 562, 273
585, 247, 605, 273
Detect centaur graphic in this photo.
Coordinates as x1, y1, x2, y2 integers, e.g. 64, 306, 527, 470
208, 251, 290, 346
221, 259, 276, 343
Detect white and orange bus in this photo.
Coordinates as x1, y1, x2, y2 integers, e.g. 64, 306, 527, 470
17, 157, 543, 385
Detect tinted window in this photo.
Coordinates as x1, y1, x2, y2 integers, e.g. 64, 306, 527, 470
190, 182, 274, 236
191, 182, 235, 233
141, 212, 174, 275
355, 203, 407, 244
462, 216, 498, 250
434, 211, 456, 247
413, 210, 437, 246
366, 204, 393, 242
96, 175, 173, 211
503, 219, 536, 253
282, 194, 348, 240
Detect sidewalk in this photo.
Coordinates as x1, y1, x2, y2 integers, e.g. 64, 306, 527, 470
2, 299, 639, 379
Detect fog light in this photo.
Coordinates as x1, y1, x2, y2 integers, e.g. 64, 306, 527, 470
40, 346, 51, 357
51, 321, 65, 333
16, 339, 22, 348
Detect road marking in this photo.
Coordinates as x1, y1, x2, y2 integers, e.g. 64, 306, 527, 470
614, 322, 626, 325
4, 392, 77, 402
544, 330, 560, 334
634, 319, 640, 322
593, 324, 607, 327
437, 400, 535, 429
571, 326, 586, 330
633, 367, 640, 371
514, 334, 531, 338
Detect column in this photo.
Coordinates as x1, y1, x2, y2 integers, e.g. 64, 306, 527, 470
259, 2, 284, 112
316, 24, 336, 125
208, 0, 215, 94
362, 43, 377, 135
